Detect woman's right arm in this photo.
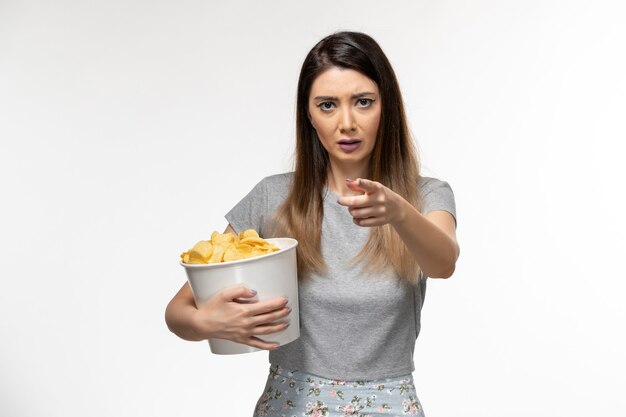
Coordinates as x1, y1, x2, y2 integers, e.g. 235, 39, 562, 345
164, 282, 209, 341
165, 282, 291, 350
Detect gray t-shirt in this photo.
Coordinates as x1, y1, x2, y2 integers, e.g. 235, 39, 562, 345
225, 172, 456, 380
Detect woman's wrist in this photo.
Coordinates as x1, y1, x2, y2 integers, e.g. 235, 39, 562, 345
390, 193, 412, 227
189, 307, 216, 341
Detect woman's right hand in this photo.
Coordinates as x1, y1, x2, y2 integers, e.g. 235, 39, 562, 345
165, 282, 291, 351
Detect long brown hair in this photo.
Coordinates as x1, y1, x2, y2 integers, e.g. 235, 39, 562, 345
267, 31, 422, 283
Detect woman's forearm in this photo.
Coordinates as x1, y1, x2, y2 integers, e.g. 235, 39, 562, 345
391, 198, 459, 278
165, 284, 205, 341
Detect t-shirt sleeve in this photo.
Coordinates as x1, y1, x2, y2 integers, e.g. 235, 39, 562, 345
224, 179, 268, 236
420, 177, 457, 227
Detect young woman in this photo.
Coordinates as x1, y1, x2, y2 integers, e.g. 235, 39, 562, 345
166, 31, 459, 416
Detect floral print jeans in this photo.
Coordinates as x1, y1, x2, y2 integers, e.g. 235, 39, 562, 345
253, 365, 426, 417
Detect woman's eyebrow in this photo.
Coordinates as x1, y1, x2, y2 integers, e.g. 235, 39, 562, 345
313, 92, 377, 101
352, 92, 377, 98
313, 95, 337, 101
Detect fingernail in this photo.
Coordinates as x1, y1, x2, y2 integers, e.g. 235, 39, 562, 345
284, 322, 290, 328
346, 178, 354, 182
250, 288, 257, 295
272, 343, 280, 350
287, 306, 292, 313
283, 298, 289, 305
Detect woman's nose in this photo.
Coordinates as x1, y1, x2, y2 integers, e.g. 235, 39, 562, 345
338, 109, 357, 133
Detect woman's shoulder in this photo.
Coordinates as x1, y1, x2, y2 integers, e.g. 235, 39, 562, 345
262, 171, 294, 182
418, 175, 456, 217
251, 172, 294, 199
418, 176, 453, 194
259, 172, 294, 189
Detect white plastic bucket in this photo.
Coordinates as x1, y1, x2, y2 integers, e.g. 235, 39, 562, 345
180, 238, 299, 354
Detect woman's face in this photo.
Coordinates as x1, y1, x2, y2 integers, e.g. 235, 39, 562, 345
308, 67, 381, 171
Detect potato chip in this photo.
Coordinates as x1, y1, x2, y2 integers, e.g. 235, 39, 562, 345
211, 231, 235, 245
223, 244, 241, 262
208, 244, 225, 263
239, 229, 260, 240
239, 237, 268, 246
187, 240, 213, 263
180, 229, 279, 264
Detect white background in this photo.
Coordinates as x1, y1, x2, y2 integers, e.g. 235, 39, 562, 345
1, 1, 625, 416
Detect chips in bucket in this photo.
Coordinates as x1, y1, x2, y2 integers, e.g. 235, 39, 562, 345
180, 229, 279, 264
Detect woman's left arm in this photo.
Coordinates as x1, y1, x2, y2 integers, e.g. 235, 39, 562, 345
337, 178, 459, 278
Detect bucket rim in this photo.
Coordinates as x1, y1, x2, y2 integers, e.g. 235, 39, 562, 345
180, 237, 298, 269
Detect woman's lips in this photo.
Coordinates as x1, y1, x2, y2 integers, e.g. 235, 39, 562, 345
338, 140, 362, 153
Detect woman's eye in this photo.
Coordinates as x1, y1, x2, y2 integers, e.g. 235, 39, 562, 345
319, 102, 335, 111
357, 98, 373, 107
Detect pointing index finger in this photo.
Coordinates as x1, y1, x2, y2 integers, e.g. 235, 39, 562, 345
347, 178, 380, 194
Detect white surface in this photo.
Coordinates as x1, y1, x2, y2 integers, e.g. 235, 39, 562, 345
1, 1, 625, 416
183, 238, 299, 354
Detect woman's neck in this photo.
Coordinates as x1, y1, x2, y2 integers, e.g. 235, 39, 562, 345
326, 163, 369, 196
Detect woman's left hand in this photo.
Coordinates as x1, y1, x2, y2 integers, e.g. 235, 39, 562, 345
337, 178, 406, 227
